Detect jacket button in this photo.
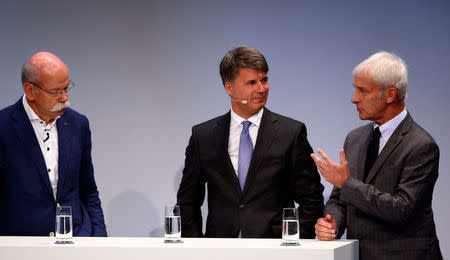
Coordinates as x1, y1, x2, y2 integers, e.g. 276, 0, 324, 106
239, 204, 245, 209
49, 232, 54, 237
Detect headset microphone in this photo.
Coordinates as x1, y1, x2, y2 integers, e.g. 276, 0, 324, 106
230, 98, 248, 105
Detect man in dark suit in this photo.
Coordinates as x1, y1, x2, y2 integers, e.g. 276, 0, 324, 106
0, 52, 107, 236
311, 51, 442, 259
177, 45, 324, 238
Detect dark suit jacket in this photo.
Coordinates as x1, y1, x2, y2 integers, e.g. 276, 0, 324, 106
177, 108, 324, 238
325, 113, 442, 260
0, 99, 107, 237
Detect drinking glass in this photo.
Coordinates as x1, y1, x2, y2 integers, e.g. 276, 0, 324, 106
281, 207, 300, 246
164, 205, 182, 243
55, 206, 73, 244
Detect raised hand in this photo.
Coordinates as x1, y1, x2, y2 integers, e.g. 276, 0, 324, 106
311, 148, 349, 189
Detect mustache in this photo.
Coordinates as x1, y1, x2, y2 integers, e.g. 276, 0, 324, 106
50, 101, 71, 112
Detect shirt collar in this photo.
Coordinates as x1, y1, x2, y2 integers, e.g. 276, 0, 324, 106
374, 108, 407, 137
22, 95, 60, 128
230, 107, 264, 128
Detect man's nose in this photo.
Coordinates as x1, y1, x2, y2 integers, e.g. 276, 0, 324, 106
59, 91, 69, 102
256, 81, 268, 92
351, 92, 359, 103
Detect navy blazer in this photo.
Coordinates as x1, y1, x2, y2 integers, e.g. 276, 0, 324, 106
0, 99, 107, 236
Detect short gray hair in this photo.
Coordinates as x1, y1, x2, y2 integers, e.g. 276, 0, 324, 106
353, 51, 408, 101
219, 45, 268, 86
21, 62, 40, 85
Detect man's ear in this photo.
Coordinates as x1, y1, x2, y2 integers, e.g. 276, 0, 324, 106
224, 81, 232, 96
23, 82, 35, 101
385, 87, 398, 104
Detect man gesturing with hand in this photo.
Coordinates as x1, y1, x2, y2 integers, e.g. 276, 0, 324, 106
310, 52, 442, 260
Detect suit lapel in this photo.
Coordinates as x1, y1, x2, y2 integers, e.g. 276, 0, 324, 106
353, 125, 373, 181
241, 108, 278, 197
11, 100, 54, 199
215, 112, 242, 195
365, 113, 413, 183
56, 115, 71, 201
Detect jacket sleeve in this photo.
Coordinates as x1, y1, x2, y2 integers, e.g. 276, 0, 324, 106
323, 137, 350, 238
290, 123, 324, 238
176, 127, 206, 237
78, 116, 107, 236
324, 186, 347, 238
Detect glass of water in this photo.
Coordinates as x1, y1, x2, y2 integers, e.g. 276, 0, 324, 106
281, 207, 300, 246
55, 206, 73, 244
164, 205, 182, 243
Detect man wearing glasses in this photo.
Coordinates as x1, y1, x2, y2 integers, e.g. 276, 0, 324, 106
0, 52, 107, 237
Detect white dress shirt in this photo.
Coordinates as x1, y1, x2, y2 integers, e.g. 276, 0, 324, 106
228, 108, 264, 176
374, 108, 407, 154
22, 95, 60, 199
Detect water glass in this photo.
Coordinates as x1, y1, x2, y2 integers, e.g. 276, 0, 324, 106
55, 206, 73, 244
281, 207, 300, 246
164, 205, 182, 243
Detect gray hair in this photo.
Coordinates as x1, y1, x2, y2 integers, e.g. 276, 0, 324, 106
21, 62, 40, 85
353, 51, 408, 101
219, 45, 268, 86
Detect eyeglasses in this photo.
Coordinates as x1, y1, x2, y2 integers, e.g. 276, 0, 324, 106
27, 80, 75, 97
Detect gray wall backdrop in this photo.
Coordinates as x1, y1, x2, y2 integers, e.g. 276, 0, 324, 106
1, 0, 449, 257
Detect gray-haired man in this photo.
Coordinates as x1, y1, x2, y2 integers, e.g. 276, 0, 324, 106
311, 51, 442, 260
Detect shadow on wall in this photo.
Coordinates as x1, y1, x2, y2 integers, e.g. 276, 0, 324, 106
107, 190, 160, 237
174, 165, 209, 234
174, 166, 184, 192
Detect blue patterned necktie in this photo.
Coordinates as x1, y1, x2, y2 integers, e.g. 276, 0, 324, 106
238, 121, 253, 190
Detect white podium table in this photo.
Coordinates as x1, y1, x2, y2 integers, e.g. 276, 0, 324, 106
0, 236, 358, 260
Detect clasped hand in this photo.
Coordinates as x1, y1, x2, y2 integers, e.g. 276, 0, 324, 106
315, 214, 337, 240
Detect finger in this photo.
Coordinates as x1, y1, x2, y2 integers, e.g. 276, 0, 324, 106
317, 233, 336, 240
315, 222, 334, 233
316, 227, 336, 240
317, 149, 332, 165
316, 229, 334, 241
310, 153, 323, 167
317, 234, 335, 241
311, 152, 328, 170
340, 149, 347, 164
317, 218, 333, 229
325, 215, 338, 228
316, 224, 336, 235
317, 230, 336, 239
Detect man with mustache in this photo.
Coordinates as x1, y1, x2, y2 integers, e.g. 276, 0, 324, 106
177, 45, 324, 238
0, 52, 107, 237
311, 51, 442, 259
